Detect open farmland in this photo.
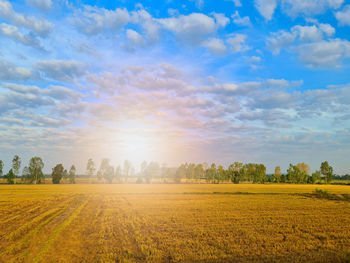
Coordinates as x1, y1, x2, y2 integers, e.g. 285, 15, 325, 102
0, 184, 349, 263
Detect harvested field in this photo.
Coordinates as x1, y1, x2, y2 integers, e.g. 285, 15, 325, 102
0, 184, 349, 262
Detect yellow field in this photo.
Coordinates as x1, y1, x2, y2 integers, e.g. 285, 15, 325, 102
0, 184, 349, 262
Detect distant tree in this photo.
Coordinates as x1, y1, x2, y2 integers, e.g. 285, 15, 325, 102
194, 164, 204, 181
0, 160, 3, 177
123, 160, 132, 183
311, 170, 321, 184
99, 159, 114, 183
175, 164, 186, 183
321, 161, 333, 184
115, 165, 122, 183
274, 166, 281, 183
297, 163, 310, 183
23, 157, 44, 184
187, 163, 196, 181
12, 155, 21, 184
217, 165, 225, 183
52, 164, 64, 184
160, 163, 168, 183
138, 161, 147, 183
228, 162, 243, 184
145, 162, 160, 184
256, 164, 267, 183
69, 165, 76, 184
5, 169, 15, 184
86, 158, 96, 183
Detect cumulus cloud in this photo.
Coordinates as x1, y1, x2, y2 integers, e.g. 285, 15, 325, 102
232, 11, 252, 27
0, 0, 52, 36
232, 0, 242, 7
26, 0, 52, 11
158, 13, 219, 45
335, 5, 350, 26
0, 23, 42, 49
296, 39, 350, 68
280, 0, 344, 17
125, 29, 145, 49
201, 38, 227, 55
0, 59, 34, 81
254, 0, 277, 21
72, 5, 130, 35
34, 60, 87, 81
227, 34, 250, 53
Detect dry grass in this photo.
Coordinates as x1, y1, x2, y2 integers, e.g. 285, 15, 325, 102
0, 184, 349, 262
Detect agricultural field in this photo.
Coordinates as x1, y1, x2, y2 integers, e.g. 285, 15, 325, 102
0, 184, 349, 262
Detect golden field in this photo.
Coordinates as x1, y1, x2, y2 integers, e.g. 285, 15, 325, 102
0, 184, 349, 262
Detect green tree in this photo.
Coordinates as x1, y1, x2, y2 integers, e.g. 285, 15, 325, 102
5, 169, 15, 184
256, 164, 267, 183
23, 157, 44, 184
123, 160, 132, 183
0, 160, 3, 177
52, 164, 64, 184
194, 164, 204, 181
99, 159, 114, 183
12, 155, 21, 184
274, 166, 281, 183
115, 165, 122, 183
86, 158, 96, 183
321, 161, 333, 184
228, 162, 243, 184
311, 170, 321, 184
69, 165, 76, 184
175, 164, 186, 183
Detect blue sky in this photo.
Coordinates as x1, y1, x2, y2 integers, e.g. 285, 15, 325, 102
0, 0, 350, 174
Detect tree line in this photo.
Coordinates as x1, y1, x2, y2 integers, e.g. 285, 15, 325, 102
0, 155, 337, 185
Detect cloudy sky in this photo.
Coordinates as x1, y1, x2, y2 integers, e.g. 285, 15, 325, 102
0, 0, 350, 174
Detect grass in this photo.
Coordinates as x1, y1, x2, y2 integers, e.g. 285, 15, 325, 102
0, 184, 349, 262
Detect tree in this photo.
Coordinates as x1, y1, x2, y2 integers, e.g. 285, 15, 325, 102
23, 157, 44, 184
194, 164, 204, 181
228, 162, 243, 184
5, 169, 15, 184
297, 163, 310, 183
86, 158, 96, 183
0, 160, 3, 177
115, 165, 122, 183
274, 166, 281, 183
311, 170, 321, 184
98, 159, 114, 183
52, 164, 64, 184
175, 164, 186, 183
255, 164, 266, 183
69, 165, 76, 184
123, 160, 132, 183
321, 161, 333, 184
12, 155, 21, 184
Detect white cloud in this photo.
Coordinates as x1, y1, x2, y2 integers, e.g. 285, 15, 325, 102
0, 59, 34, 81
73, 5, 130, 35
211, 12, 230, 28
281, 0, 345, 17
0, 0, 52, 36
267, 30, 295, 54
26, 0, 52, 11
232, 0, 242, 7
296, 39, 350, 69
0, 23, 42, 49
227, 34, 250, 53
35, 60, 87, 81
335, 5, 350, 26
125, 29, 145, 50
158, 13, 218, 45
232, 11, 252, 27
202, 38, 227, 55
254, 0, 277, 21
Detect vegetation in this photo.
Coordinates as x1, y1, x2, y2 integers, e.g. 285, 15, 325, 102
0, 184, 349, 262
0, 157, 339, 185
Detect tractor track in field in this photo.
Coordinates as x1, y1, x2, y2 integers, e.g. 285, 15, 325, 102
32, 194, 89, 263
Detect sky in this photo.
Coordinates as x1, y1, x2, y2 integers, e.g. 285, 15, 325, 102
0, 0, 350, 174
